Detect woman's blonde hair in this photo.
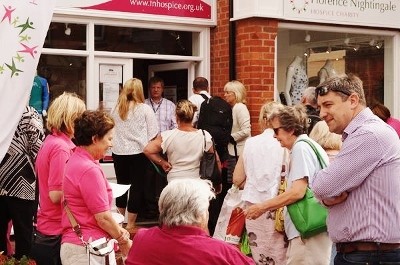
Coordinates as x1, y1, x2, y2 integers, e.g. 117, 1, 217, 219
46, 92, 86, 136
309, 121, 342, 150
176, 99, 197, 123
258, 101, 284, 130
224, 80, 247, 104
115, 78, 145, 120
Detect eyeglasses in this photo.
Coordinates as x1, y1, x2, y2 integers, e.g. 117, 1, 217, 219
315, 85, 352, 97
272, 127, 283, 134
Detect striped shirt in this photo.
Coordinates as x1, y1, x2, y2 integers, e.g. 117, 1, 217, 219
145, 98, 177, 133
0, 106, 44, 200
312, 108, 400, 243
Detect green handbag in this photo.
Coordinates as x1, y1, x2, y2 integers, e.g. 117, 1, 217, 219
287, 139, 328, 239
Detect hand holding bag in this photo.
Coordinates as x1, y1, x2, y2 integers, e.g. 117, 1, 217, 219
287, 139, 328, 239
199, 130, 222, 186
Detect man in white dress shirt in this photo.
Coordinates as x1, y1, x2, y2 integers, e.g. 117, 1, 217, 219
188, 77, 211, 127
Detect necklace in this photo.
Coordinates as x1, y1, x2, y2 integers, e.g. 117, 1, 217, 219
150, 98, 163, 113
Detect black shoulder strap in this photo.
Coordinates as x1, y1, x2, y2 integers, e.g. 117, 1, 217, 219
200, 94, 208, 101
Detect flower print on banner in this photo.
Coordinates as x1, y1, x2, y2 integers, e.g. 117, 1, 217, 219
289, 0, 309, 14
0, 0, 56, 162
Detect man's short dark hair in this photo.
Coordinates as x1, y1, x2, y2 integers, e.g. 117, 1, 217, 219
149, 76, 164, 88
193, 77, 209, 92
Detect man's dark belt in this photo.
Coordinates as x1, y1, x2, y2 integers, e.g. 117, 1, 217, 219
336, 242, 400, 253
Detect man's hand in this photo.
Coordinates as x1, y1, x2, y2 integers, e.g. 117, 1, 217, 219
322, 192, 349, 206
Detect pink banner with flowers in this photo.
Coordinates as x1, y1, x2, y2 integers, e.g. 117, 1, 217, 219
0, 0, 56, 161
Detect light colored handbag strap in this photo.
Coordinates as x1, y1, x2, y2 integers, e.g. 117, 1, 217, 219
297, 139, 327, 168
201, 129, 206, 151
280, 148, 289, 179
63, 200, 86, 245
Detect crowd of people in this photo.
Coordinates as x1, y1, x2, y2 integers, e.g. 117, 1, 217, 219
1, 73, 400, 265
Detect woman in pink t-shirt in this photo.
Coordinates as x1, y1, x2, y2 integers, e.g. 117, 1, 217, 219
371, 102, 400, 138
60, 110, 132, 265
31, 92, 85, 265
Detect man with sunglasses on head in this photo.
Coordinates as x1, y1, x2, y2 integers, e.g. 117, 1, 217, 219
311, 73, 400, 264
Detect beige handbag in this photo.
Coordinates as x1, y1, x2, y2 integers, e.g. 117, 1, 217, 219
274, 149, 288, 233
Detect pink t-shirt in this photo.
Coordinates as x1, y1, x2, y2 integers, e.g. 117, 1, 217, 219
387, 117, 400, 137
35, 132, 75, 235
61, 147, 113, 245
125, 225, 255, 265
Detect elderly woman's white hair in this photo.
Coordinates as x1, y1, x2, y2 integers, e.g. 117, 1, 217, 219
158, 179, 216, 227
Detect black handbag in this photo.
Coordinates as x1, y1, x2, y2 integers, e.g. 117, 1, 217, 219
30, 226, 62, 265
32, 227, 61, 247
199, 130, 222, 186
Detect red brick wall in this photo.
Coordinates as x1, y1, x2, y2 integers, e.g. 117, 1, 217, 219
236, 18, 278, 134
211, 2, 277, 135
210, 0, 230, 97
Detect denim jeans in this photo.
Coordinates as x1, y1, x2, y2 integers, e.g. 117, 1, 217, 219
334, 249, 400, 264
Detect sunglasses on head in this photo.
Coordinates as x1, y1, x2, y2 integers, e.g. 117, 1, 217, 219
315, 85, 352, 97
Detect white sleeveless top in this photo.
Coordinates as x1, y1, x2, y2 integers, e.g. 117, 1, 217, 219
161, 128, 212, 182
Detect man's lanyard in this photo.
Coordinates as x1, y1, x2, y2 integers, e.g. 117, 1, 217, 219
150, 98, 163, 113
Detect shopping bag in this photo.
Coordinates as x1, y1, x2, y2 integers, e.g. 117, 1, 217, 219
225, 206, 246, 245
213, 185, 243, 241
239, 229, 252, 256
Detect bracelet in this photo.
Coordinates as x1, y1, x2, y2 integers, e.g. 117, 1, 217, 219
116, 231, 129, 243
158, 159, 162, 164
116, 233, 125, 242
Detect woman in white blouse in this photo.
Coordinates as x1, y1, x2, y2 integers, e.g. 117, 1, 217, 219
233, 101, 287, 264
111, 78, 159, 235
144, 100, 220, 190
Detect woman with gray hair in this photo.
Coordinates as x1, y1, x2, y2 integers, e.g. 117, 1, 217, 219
125, 178, 255, 265
245, 105, 332, 265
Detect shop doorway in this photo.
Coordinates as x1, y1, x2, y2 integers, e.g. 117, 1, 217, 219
148, 62, 195, 103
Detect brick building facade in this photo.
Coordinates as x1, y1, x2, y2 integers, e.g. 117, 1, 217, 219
211, 0, 393, 136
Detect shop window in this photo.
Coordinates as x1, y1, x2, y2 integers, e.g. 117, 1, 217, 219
44, 23, 87, 50
277, 29, 385, 106
95, 26, 194, 56
306, 44, 384, 105
37, 55, 87, 103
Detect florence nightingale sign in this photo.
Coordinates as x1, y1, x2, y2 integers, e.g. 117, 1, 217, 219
284, 0, 398, 28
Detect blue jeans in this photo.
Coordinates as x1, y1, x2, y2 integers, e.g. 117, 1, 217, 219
334, 249, 400, 264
